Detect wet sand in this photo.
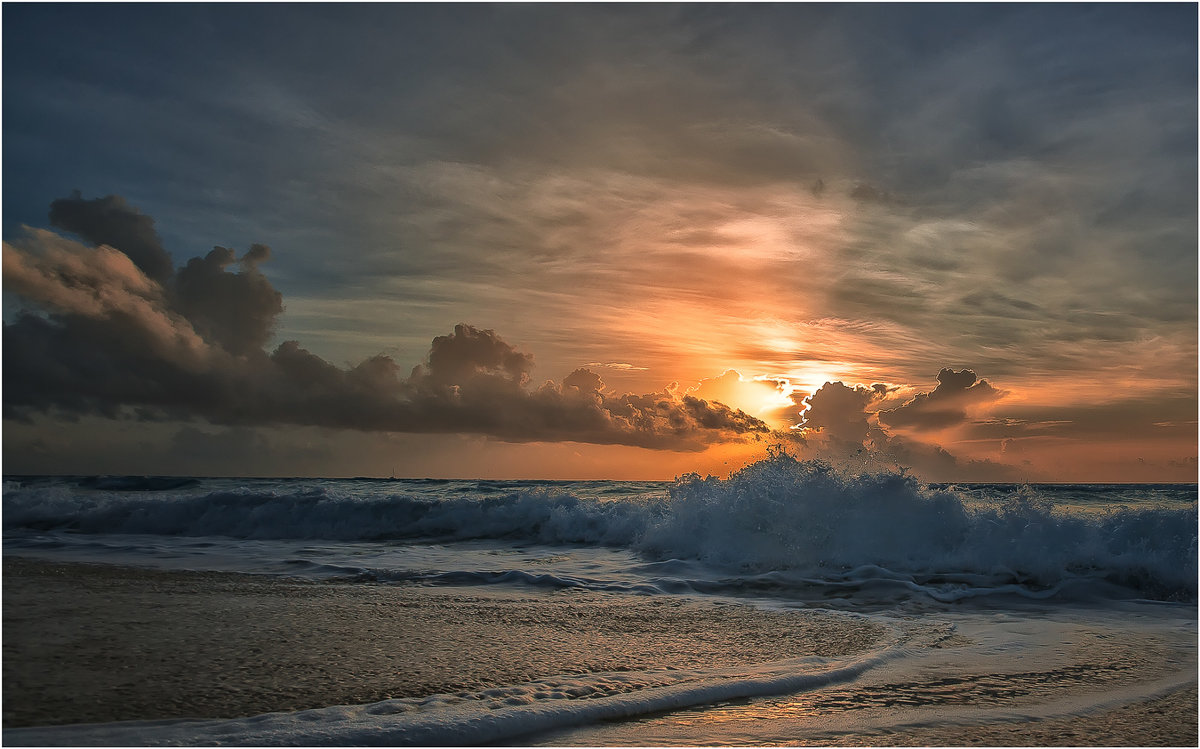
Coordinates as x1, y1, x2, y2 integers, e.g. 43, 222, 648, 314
828, 685, 1198, 746
4, 556, 1194, 746
3, 556, 883, 729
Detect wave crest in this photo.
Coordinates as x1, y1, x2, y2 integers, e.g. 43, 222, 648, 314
639, 451, 1196, 599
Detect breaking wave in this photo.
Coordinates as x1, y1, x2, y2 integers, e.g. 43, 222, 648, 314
4, 451, 1196, 601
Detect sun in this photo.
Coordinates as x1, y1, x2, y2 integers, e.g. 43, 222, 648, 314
750, 377, 801, 414
777, 365, 842, 398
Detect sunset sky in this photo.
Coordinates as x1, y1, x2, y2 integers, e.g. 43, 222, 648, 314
4, 4, 1196, 481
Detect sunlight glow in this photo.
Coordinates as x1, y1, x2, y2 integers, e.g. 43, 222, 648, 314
749, 375, 799, 414
780, 365, 844, 397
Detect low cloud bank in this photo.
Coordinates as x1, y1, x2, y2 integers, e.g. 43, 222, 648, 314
3, 194, 769, 450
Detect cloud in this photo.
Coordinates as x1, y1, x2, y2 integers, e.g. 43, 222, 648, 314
418, 323, 534, 388
48, 191, 175, 283
2, 228, 213, 372
584, 362, 649, 371
175, 244, 283, 355
685, 369, 799, 426
3, 197, 769, 450
288, 330, 770, 449
972, 396, 1199, 441
877, 368, 1000, 430
563, 368, 604, 392
394, 328, 769, 449
879, 433, 1019, 482
792, 376, 1019, 481
13, 192, 283, 362
799, 381, 887, 446
848, 182, 894, 204
4, 7, 1194, 406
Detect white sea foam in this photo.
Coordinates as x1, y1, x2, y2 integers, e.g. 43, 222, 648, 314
526, 606, 1199, 746
2, 643, 904, 746
639, 455, 1197, 600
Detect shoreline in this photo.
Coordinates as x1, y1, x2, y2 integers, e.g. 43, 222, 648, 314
2, 556, 883, 729
825, 685, 1199, 746
4, 556, 1195, 746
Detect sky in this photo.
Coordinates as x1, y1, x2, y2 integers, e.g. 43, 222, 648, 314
3, 3, 1196, 481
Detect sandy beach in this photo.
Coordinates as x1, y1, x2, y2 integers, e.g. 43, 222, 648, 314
4, 556, 1195, 746
3, 556, 883, 729
817, 685, 1198, 746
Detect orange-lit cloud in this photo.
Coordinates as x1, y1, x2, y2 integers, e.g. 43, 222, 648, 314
878, 369, 1001, 431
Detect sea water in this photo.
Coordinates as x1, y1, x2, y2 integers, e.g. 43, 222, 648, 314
3, 452, 1196, 745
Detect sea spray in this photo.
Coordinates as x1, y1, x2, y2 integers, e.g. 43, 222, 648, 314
637, 449, 1196, 598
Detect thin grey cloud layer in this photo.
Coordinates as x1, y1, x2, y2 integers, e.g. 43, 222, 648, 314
1, 5, 1194, 479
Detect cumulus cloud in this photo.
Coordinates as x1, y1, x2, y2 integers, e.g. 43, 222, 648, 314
563, 368, 604, 393
3, 228, 214, 372
48, 191, 175, 283
175, 244, 283, 355
799, 381, 885, 446
877, 368, 1000, 430
792, 376, 1017, 480
418, 323, 534, 388
3, 196, 769, 450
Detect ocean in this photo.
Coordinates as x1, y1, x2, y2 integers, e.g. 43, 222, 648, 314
3, 451, 1197, 745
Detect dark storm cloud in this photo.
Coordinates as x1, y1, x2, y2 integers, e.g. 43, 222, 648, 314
352, 325, 768, 449
14, 193, 282, 362
419, 324, 534, 387
878, 369, 1000, 431
48, 191, 175, 283
3, 200, 768, 450
175, 245, 283, 355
